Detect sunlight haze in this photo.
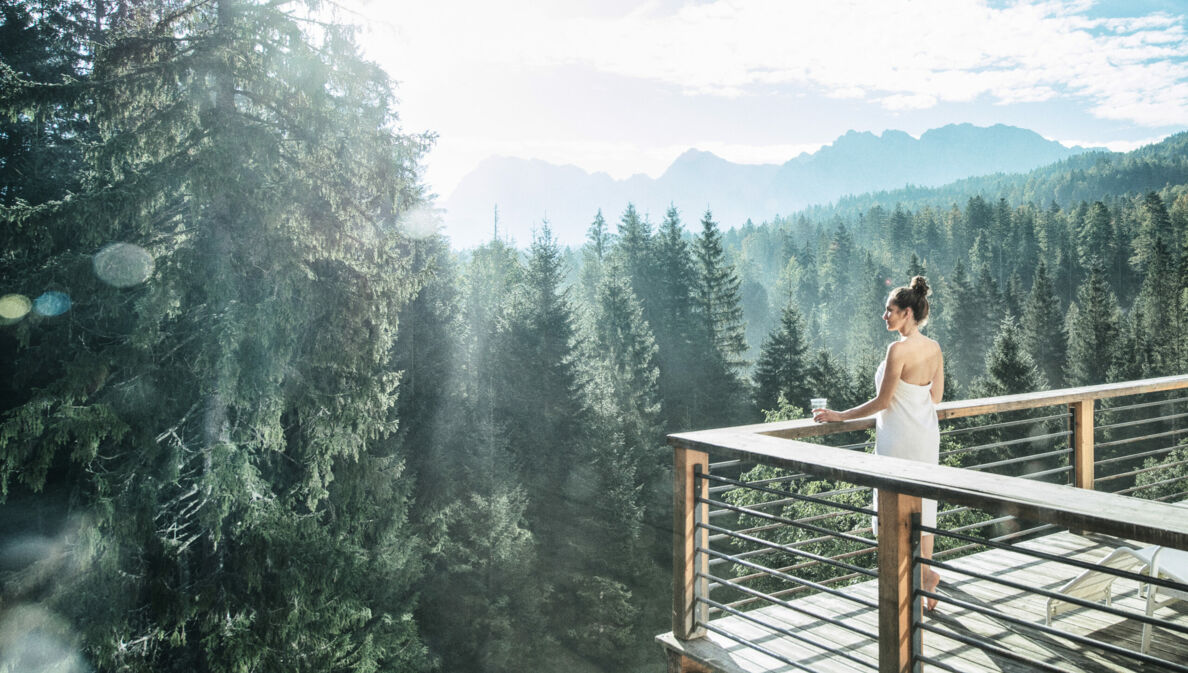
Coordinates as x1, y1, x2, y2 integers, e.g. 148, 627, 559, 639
341, 0, 1188, 205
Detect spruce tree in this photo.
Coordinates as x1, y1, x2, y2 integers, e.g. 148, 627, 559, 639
944, 260, 986, 385
579, 209, 611, 305
972, 316, 1051, 469
889, 204, 911, 254
1079, 201, 1113, 267
1130, 238, 1182, 376
753, 303, 812, 413
1020, 261, 1067, 389
590, 264, 663, 463
650, 205, 706, 429
1131, 191, 1174, 272
694, 209, 749, 371
1, 1, 433, 670
975, 316, 1048, 397
1064, 266, 1122, 386
614, 202, 657, 320
806, 349, 861, 411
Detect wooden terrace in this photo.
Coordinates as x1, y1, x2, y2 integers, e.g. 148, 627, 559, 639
658, 375, 1188, 673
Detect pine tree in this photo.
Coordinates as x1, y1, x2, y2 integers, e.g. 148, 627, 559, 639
1079, 201, 1113, 267
975, 316, 1048, 397
906, 253, 927, 280
493, 226, 590, 500
685, 209, 753, 426
694, 209, 749, 372
944, 260, 989, 385
1020, 261, 1067, 389
614, 203, 657, 318
971, 316, 1052, 469
1130, 238, 1182, 376
1064, 266, 1122, 386
590, 264, 663, 462
753, 303, 812, 413
395, 235, 464, 513
806, 349, 861, 411
579, 209, 611, 305
889, 204, 911, 254
1131, 191, 1174, 272
650, 205, 705, 430
856, 254, 893, 355
1, 1, 433, 670
586, 263, 668, 639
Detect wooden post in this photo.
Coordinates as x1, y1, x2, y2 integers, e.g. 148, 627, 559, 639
878, 489, 922, 673
1070, 400, 1094, 490
666, 650, 712, 673
673, 446, 709, 640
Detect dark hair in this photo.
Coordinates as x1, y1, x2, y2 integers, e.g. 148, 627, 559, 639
889, 276, 931, 327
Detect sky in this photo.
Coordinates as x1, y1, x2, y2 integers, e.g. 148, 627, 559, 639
332, 0, 1188, 202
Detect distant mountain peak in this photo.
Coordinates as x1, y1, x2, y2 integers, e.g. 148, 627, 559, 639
444, 123, 1098, 248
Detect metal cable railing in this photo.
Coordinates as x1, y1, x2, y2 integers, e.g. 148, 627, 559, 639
916, 522, 1188, 672
666, 375, 1188, 673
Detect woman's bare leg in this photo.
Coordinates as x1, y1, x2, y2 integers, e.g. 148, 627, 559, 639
921, 533, 940, 611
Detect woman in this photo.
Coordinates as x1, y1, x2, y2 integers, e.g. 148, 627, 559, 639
812, 275, 943, 609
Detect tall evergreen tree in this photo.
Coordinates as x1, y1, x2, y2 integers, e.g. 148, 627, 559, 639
889, 204, 911, 254
1064, 266, 1122, 386
1131, 191, 1174, 272
1020, 261, 1066, 389
1130, 238, 1182, 376
690, 209, 753, 426
694, 209, 749, 372
579, 209, 611, 305
650, 205, 705, 430
753, 303, 812, 413
806, 349, 861, 411
1079, 201, 1113, 267
614, 203, 657, 320
944, 260, 986, 386
1, 1, 433, 670
590, 264, 663, 463
975, 316, 1048, 397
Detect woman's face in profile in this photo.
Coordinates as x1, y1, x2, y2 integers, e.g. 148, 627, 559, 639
883, 299, 908, 331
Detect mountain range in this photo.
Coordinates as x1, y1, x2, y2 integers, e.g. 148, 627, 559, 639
441, 123, 1097, 248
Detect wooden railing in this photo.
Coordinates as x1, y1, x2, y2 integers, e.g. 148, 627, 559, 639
666, 374, 1188, 673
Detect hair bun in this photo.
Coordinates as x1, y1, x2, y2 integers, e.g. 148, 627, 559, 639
910, 275, 930, 297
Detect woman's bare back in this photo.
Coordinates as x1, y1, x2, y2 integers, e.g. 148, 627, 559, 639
895, 334, 942, 386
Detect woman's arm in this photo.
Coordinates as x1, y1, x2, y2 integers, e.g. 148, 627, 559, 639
931, 349, 945, 405
813, 343, 903, 422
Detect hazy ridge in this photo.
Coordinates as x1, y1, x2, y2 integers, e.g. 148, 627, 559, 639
443, 123, 1094, 247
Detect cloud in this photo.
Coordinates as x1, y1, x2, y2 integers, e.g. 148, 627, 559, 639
881, 93, 939, 111
373, 0, 1188, 129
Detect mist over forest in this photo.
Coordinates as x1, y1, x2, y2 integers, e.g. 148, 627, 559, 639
2, 2, 1188, 673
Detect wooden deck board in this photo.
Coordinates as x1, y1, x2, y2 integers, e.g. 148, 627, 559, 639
660, 529, 1188, 672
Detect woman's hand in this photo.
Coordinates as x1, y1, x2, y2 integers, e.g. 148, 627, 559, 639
813, 408, 843, 423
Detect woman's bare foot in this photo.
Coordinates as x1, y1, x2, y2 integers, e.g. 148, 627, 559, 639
921, 567, 940, 611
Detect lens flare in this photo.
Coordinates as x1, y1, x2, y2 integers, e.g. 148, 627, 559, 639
33, 292, 71, 317
0, 294, 32, 320
398, 204, 442, 240
0, 605, 86, 673
93, 243, 154, 288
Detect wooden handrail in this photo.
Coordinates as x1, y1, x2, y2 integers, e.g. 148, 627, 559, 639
671, 373, 1188, 443
668, 427, 1188, 548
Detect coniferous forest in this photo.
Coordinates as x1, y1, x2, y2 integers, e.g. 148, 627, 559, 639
2, 2, 1188, 673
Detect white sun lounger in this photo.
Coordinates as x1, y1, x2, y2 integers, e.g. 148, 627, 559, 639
1046, 544, 1188, 653
1141, 546, 1188, 653
1045, 545, 1156, 624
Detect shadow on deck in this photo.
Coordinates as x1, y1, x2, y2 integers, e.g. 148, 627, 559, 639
660, 528, 1188, 672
